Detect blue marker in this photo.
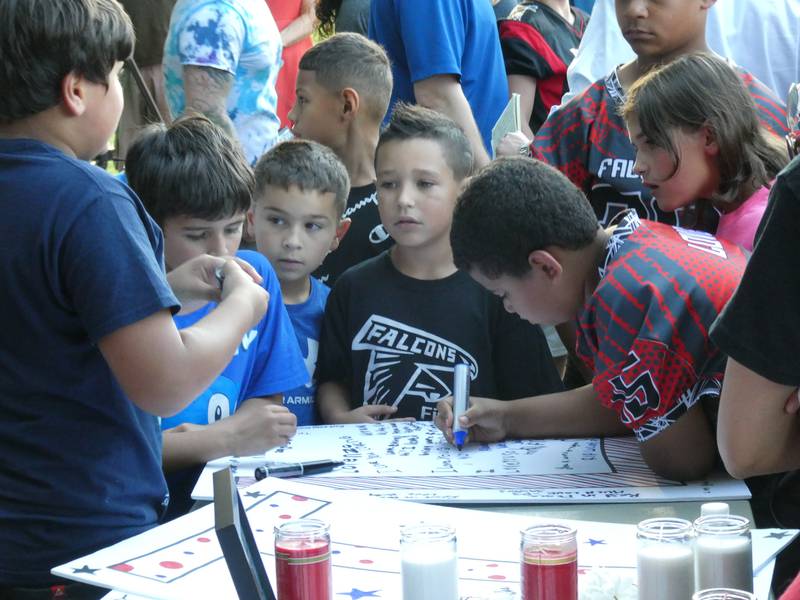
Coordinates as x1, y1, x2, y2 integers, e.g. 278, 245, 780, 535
452, 363, 470, 450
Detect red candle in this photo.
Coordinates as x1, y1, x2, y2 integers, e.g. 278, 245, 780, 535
521, 548, 578, 600
520, 524, 578, 600
275, 520, 332, 600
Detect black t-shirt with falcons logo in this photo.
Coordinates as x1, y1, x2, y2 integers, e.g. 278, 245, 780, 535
315, 251, 564, 420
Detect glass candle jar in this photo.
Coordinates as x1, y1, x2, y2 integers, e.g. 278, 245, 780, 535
693, 589, 758, 600
636, 518, 695, 600
274, 519, 332, 600
520, 524, 578, 600
400, 523, 458, 600
694, 515, 753, 592
700, 503, 730, 517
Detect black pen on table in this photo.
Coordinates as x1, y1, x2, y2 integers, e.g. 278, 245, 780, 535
254, 460, 344, 481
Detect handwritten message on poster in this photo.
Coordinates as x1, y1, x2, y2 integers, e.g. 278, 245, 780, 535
192, 423, 750, 504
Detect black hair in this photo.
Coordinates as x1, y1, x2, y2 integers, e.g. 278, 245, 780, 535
314, 0, 342, 38
126, 115, 254, 226
451, 157, 599, 277
376, 103, 474, 180
253, 139, 350, 217
0, 0, 133, 123
298, 32, 393, 123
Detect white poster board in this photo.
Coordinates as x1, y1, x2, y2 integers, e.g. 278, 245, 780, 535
193, 423, 750, 504
54, 477, 794, 600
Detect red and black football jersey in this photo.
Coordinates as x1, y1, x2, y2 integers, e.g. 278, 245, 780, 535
577, 212, 748, 441
533, 67, 789, 227
499, 2, 588, 133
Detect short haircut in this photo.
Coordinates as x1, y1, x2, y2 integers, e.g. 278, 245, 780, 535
376, 103, 474, 180
253, 139, 350, 217
621, 53, 788, 204
0, 0, 133, 123
298, 32, 392, 123
126, 116, 254, 226
451, 158, 599, 278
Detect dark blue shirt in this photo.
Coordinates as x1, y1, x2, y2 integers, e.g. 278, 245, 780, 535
0, 139, 179, 586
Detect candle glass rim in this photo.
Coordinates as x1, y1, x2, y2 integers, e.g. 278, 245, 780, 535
521, 523, 577, 544
637, 517, 694, 541
694, 515, 751, 536
399, 522, 455, 543
274, 518, 330, 539
692, 587, 758, 600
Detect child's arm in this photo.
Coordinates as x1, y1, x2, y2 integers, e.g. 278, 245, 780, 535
182, 65, 236, 141
279, 0, 316, 47
414, 75, 491, 168
637, 403, 716, 481
507, 75, 536, 140
436, 385, 715, 480
317, 381, 402, 424
162, 395, 296, 471
717, 358, 800, 479
436, 385, 628, 442
99, 260, 268, 417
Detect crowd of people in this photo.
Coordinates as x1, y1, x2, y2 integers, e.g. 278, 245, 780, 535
0, 0, 798, 598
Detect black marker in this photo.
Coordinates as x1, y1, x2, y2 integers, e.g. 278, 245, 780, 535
214, 266, 225, 289
254, 460, 344, 481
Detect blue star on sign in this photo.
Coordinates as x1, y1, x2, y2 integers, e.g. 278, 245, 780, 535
337, 589, 381, 599
766, 532, 791, 540
72, 565, 100, 574
586, 539, 606, 546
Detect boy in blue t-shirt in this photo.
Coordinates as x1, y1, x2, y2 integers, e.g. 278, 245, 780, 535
248, 140, 352, 425
0, 1, 269, 593
126, 116, 308, 518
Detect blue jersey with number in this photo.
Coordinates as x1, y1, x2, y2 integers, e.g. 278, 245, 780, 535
162, 250, 307, 429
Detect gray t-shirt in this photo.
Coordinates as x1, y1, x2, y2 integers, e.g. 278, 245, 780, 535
335, 0, 370, 35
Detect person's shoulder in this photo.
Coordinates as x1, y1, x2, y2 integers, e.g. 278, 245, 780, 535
573, 6, 590, 27
310, 276, 332, 302
336, 252, 388, 286
235, 249, 281, 291
18, 144, 138, 210
615, 220, 747, 298
734, 65, 782, 100
547, 75, 607, 118
329, 253, 393, 300
236, 249, 270, 270
174, 0, 246, 29
503, 1, 543, 24
777, 154, 800, 186
345, 183, 378, 211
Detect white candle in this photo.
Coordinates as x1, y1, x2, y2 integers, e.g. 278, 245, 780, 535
401, 548, 459, 600
694, 515, 753, 592
400, 523, 459, 600
637, 541, 695, 600
695, 535, 753, 592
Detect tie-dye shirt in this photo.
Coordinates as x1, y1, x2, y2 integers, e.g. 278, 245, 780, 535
164, 0, 282, 164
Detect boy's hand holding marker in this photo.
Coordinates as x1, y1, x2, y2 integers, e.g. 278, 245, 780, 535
168, 254, 263, 310
435, 393, 510, 447
451, 363, 470, 450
